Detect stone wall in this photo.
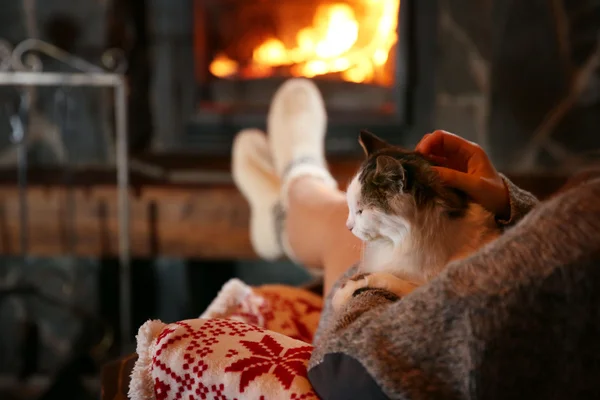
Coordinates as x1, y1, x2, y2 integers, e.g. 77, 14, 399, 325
434, 0, 600, 172
433, 0, 490, 148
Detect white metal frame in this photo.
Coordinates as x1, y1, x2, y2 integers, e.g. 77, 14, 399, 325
0, 38, 132, 350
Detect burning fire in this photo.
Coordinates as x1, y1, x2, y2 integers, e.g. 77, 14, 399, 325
209, 0, 400, 85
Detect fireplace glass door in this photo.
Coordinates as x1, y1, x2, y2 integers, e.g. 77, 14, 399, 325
194, 0, 402, 111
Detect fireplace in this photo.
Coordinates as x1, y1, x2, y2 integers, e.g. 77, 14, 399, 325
187, 0, 436, 155
205, 0, 399, 86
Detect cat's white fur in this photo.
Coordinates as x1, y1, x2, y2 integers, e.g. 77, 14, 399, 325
345, 172, 500, 285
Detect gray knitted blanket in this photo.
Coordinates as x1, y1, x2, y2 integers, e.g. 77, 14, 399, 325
308, 175, 600, 400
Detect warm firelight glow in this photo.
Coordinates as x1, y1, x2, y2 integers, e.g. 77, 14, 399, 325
209, 0, 400, 85
209, 54, 239, 78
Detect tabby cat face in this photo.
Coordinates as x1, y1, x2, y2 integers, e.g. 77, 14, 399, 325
345, 130, 469, 241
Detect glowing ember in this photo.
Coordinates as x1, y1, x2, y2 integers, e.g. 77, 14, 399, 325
209, 0, 400, 86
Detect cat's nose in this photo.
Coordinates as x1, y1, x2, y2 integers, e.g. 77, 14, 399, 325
346, 220, 354, 231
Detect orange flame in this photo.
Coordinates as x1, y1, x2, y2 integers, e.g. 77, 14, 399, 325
209, 0, 400, 85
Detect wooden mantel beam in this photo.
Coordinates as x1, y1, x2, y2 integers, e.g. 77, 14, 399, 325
0, 159, 568, 259
0, 184, 255, 259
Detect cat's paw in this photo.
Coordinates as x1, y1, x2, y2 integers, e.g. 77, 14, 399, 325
331, 273, 371, 312
364, 272, 418, 298
331, 272, 418, 312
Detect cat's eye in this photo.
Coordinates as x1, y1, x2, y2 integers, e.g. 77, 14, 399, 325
356, 209, 363, 215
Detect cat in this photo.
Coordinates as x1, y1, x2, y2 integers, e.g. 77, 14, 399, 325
332, 130, 500, 311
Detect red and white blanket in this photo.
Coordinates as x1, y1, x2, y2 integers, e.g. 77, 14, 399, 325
129, 279, 323, 400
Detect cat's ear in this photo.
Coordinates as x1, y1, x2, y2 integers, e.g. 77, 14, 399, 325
373, 155, 406, 190
359, 130, 390, 156
375, 155, 400, 175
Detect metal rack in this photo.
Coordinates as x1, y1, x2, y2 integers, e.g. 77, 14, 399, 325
0, 38, 132, 351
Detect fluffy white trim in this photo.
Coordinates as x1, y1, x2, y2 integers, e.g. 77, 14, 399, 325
129, 319, 167, 400
199, 278, 254, 319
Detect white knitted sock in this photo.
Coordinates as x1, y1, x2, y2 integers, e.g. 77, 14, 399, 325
267, 78, 338, 209
232, 129, 285, 260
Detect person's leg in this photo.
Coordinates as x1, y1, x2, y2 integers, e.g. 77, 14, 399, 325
285, 177, 362, 294
231, 124, 360, 295
266, 79, 364, 294
233, 79, 362, 294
